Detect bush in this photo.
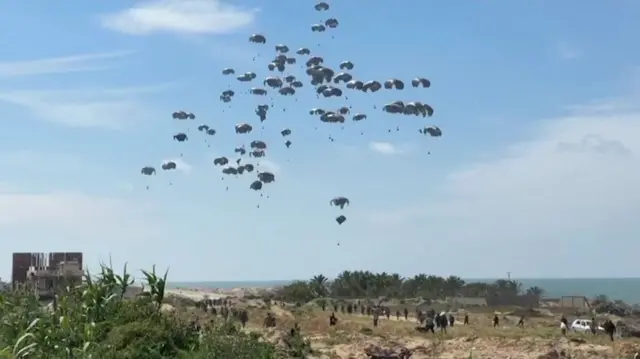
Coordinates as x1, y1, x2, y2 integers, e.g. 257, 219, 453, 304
0, 263, 286, 359
273, 281, 316, 303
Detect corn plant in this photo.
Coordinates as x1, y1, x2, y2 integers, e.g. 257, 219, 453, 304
0, 263, 284, 358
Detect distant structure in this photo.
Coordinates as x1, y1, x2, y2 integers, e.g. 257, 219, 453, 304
447, 293, 540, 308
486, 292, 540, 308
560, 295, 591, 310
11, 252, 84, 297
447, 296, 488, 308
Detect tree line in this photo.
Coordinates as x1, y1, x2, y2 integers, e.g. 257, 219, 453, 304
274, 270, 545, 303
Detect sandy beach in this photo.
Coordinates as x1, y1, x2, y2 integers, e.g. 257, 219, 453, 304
165, 286, 275, 301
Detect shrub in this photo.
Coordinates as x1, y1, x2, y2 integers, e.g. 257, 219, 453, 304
0, 263, 285, 358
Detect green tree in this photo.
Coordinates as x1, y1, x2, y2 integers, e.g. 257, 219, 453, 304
309, 274, 329, 297
273, 270, 529, 304
526, 286, 544, 296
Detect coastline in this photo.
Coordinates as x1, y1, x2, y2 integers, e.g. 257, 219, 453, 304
167, 277, 640, 304
165, 286, 278, 301
167, 280, 291, 289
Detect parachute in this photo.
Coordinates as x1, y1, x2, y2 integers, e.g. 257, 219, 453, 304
136, 0, 443, 238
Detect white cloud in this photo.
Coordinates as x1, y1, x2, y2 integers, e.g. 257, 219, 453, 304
0, 51, 133, 78
370, 103, 640, 236
101, 0, 256, 35
0, 85, 169, 130
0, 151, 88, 172
564, 96, 640, 115
363, 99, 640, 276
0, 183, 22, 193
0, 191, 123, 229
0, 187, 160, 238
258, 160, 281, 174
163, 158, 192, 174
368, 141, 413, 155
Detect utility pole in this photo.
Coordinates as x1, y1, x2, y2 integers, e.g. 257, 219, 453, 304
507, 272, 511, 280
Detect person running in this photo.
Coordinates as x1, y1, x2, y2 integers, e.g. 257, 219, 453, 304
603, 319, 616, 341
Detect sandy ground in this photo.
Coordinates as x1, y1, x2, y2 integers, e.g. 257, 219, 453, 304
162, 288, 640, 358
165, 286, 273, 301
204, 304, 640, 358
279, 309, 640, 359
165, 288, 227, 301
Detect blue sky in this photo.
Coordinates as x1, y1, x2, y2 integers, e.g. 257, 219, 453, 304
1, 0, 640, 281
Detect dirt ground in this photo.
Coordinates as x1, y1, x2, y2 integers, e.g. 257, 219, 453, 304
177, 298, 640, 359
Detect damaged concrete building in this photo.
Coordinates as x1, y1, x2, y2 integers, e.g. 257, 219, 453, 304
11, 252, 84, 298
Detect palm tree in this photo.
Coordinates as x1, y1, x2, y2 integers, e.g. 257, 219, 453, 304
277, 269, 542, 303
310, 274, 328, 296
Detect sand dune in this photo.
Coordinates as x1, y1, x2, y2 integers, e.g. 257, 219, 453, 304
165, 286, 275, 301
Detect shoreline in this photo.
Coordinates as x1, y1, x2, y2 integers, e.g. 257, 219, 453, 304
164, 286, 278, 301
166, 278, 640, 304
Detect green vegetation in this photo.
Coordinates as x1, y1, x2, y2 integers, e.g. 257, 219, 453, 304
0, 264, 300, 359
274, 270, 545, 303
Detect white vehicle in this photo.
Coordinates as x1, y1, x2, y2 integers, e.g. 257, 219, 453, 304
570, 319, 604, 332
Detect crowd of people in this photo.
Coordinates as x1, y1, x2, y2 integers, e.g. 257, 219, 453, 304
195, 296, 621, 345
322, 300, 621, 342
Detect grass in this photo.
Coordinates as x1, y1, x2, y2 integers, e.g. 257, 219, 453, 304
0, 263, 306, 359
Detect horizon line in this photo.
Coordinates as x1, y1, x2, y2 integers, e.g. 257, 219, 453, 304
167, 277, 640, 283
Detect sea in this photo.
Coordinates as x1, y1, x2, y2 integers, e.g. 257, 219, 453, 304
168, 278, 640, 304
